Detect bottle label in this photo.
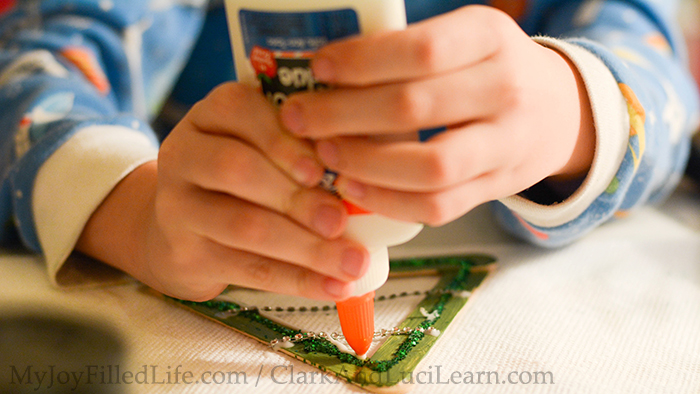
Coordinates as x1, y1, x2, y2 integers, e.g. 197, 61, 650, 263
239, 9, 360, 106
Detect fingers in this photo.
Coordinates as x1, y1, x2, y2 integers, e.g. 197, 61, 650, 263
310, 5, 511, 86
204, 241, 356, 301
278, 6, 529, 139
160, 237, 355, 302
319, 121, 543, 226
153, 82, 372, 302
163, 117, 354, 238
167, 186, 369, 284
187, 82, 325, 186
169, 128, 338, 226
314, 123, 520, 192
333, 166, 532, 227
281, 59, 507, 136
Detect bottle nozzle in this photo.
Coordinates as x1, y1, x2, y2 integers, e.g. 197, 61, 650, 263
335, 291, 375, 357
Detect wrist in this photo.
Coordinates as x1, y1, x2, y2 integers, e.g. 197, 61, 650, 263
545, 46, 596, 182
76, 160, 158, 282
500, 38, 629, 228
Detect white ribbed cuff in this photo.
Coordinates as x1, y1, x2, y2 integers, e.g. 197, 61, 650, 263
499, 37, 629, 228
33, 125, 158, 286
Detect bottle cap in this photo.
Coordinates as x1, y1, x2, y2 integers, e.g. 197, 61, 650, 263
336, 291, 375, 356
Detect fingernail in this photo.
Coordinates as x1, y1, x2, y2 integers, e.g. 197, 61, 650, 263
280, 103, 305, 135
312, 58, 335, 82
316, 140, 339, 167
341, 248, 367, 278
338, 179, 366, 200
313, 205, 343, 238
323, 278, 352, 298
292, 156, 322, 185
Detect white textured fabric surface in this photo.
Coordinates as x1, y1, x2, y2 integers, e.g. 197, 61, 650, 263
2, 185, 700, 393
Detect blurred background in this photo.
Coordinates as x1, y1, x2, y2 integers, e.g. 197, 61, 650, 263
680, 0, 700, 87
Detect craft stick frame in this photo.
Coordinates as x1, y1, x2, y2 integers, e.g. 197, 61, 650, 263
167, 254, 496, 392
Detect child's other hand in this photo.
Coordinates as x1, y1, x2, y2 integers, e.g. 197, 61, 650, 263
78, 83, 369, 301
280, 5, 595, 226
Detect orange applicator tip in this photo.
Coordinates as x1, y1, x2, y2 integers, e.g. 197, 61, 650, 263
336, 291, 375, 357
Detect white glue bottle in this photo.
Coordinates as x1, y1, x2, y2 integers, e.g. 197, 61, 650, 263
224, 0, 424, 357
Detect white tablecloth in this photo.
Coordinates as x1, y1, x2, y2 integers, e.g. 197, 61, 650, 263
2, 183, 700, 393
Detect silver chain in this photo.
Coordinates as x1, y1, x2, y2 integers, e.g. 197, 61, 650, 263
269, 325, 439, 348
215, 288, 470, 317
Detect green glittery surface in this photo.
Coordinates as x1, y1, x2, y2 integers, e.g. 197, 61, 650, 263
169, 254, 495, 390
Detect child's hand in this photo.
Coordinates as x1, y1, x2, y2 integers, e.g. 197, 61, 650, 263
280, 5, 595, 226
78, 83, 369, 301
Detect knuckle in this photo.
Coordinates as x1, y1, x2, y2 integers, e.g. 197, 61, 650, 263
265, 132, 287, 158
222, 146, 258, 185
294, 269, 313, 297
214, 81, 249, 100
156, 141, 177, 175
422, 149, 456, 187
204, 82, 250, 115
281, 185, 307, 217
187, 99, 208, 120
478, 7, 512, 52
244, 255, 274, 286
164, 249, 203, 282
492, 66, 526, 111
392, 85, 431, 128
304, 242, 324, 271
233, 210, 272, 246
265, 133, 306, 171
166, 254, 192, 273
421, 195, 453, 227
153, 189, 194, 236
205, 144, 259, 190
160, 247, 228, 301
413, 32, 445, 74
157, 130, 192, 177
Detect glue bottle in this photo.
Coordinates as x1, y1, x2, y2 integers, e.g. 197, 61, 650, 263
333, 195, 423, 357
224, 0, 424, 357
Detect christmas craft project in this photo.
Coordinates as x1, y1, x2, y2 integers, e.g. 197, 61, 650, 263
168, 254, 496, 392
